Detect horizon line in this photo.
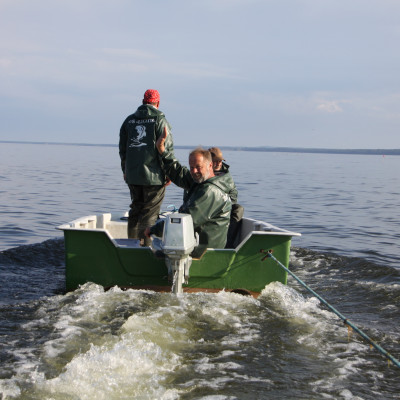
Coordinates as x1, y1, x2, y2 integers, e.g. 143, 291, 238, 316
1, 140, 399, 155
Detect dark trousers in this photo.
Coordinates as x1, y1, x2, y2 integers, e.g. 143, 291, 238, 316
226, 203, 245, 248
128, 184, 165, 245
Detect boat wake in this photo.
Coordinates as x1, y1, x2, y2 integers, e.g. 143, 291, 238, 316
1, 240, 399, 399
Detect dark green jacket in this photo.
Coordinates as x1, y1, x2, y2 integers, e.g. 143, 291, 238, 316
215, 162, 238, 203
183, 161, 238, 203
119, 105, 174, 185
151, 152, 232, 249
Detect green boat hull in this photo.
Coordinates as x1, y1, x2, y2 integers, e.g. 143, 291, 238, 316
59, 213, 300, 296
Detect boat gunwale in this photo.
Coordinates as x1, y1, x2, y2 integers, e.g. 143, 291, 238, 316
56, 213, 301, 253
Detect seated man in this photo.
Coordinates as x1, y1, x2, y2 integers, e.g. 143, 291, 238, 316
145, 130, 232, 251
209, 147, 244, 248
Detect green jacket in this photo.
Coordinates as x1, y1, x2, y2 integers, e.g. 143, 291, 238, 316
183, 161, 238, 204
215, 162, 238, 203
151, 152, 232, 249
119, 105, 174, 185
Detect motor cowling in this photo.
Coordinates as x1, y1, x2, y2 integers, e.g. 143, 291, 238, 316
161, 213, 197, 294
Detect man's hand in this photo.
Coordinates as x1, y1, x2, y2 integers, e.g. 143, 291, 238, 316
156, 126, 168, 154
144, 227, 151, 238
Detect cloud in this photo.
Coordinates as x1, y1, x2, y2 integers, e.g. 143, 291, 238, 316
245, 91, 350, 115
316, 100, 344, 113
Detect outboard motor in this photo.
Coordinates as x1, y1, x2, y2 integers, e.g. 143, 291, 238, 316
161, 213, 197, 294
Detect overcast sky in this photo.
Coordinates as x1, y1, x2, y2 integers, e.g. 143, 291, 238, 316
1, 0, 399, 149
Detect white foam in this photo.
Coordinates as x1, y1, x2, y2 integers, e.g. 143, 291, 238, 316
42, 336, 181, 399
35, 289, 262, 398
1, 282, 383, 399
0, 379, 21, 399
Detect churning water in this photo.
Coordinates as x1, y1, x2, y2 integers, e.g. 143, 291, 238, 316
0, 143, 399, 399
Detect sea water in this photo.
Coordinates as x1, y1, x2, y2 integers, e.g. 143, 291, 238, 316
0, 142, 399, 399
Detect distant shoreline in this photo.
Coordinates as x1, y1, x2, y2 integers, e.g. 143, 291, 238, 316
1, 140, 399, 156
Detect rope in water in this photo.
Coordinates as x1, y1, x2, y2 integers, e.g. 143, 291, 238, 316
262, 249, 400, 369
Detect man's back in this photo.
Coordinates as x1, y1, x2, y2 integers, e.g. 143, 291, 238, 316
119, 89, 174, 245
119, 104, 173, 186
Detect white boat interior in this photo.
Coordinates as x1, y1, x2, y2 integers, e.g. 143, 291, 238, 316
58, 212, 301, 250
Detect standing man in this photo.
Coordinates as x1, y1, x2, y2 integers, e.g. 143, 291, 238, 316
119, 89, 174, 246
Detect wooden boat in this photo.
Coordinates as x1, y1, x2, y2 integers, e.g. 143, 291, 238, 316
57, 212, 301, 297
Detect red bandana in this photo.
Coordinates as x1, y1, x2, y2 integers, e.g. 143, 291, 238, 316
143, 89, 160, 103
